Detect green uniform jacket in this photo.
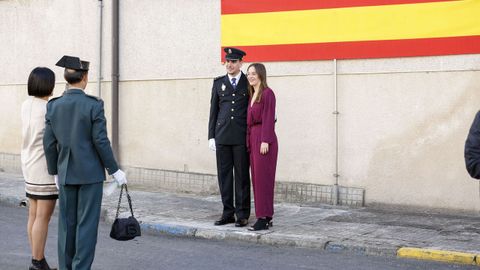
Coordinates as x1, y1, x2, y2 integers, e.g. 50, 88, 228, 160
43, 88, 118, 185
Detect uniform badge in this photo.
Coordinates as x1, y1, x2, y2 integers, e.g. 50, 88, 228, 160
221, 83, 226, 91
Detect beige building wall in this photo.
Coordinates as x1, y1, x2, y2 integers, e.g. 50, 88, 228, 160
1, 0, 480, 211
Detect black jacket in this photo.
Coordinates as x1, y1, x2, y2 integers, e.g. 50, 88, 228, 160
465, 111, 480, 179
208, 73, 249, 145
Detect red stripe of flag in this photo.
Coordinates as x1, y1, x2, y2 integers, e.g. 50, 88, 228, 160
221, 36, 480, 61
221, 0, 458, 14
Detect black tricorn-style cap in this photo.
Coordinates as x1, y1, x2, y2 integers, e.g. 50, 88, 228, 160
55, 55, 89, 71
224, 47, 246, 60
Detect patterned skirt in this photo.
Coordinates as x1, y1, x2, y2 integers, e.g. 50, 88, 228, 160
25, 181, 58, 200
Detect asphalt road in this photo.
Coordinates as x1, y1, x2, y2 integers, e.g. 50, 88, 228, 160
0, 204, 476, 270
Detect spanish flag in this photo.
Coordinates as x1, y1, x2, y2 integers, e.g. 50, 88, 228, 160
221, 0, 480, 61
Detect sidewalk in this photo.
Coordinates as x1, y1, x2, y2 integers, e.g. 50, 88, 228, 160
1, 172, 480, 266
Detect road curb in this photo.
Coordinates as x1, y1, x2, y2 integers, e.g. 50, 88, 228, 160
258, 233, 328, 249
210, 229, 260, 243
326, 241, 399, 257
129, 218, 400, 259
141, 222, 197, 237
397, 247, 479, 265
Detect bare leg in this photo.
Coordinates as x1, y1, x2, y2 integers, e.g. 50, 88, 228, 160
28, 198, 37, 253
31, 199, 56, 260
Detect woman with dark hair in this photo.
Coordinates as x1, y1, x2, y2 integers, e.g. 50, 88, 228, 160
21, 67, 58, 270
246, 63, 278, 231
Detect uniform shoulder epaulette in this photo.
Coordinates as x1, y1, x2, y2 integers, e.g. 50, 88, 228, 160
47, 96, 61, 104
214, 75, 225, 81
85, 94, 102, 101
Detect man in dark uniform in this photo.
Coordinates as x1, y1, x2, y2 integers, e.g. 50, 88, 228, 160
43, 55, 127, 270
208, 47, 251, 227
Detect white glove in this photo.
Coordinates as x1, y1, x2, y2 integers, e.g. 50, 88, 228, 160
209, 138, 216, 151
54, 175, 59, 190
112, 169, 128, 186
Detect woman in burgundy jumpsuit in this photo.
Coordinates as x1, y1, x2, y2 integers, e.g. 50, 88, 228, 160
246, 63, 278, 231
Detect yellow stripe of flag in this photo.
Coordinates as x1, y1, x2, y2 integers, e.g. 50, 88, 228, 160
221, 0, 480, 46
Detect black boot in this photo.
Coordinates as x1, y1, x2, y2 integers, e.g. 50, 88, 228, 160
29, 258, 56, 270
29, 258, 40, 270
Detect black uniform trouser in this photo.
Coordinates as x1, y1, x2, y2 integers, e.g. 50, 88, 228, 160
216, 144, 251, 220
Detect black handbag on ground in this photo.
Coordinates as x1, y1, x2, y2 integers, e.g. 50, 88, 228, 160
110, 184, 141, 241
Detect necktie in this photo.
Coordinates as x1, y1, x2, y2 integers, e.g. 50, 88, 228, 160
231, 78, 237, 90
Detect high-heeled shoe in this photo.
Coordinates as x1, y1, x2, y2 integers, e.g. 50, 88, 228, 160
248, 218, 269, 231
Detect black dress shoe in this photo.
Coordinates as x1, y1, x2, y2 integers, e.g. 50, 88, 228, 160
235, 218, 248, 227
214, 216, 235, 226
248, 218, 269, 231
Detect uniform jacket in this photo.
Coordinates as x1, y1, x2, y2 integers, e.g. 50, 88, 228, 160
43, 89, 118, 185
208, 73, 249, 145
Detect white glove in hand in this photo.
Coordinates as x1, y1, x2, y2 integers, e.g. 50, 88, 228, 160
112, 169, 128, 186
209, 138, 216, 151
54, 175, 59, 190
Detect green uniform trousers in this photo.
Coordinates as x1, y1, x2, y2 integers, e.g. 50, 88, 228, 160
58, 183, 103, 270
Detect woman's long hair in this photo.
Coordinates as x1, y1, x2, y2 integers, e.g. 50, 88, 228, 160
247, 63, 268, 103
